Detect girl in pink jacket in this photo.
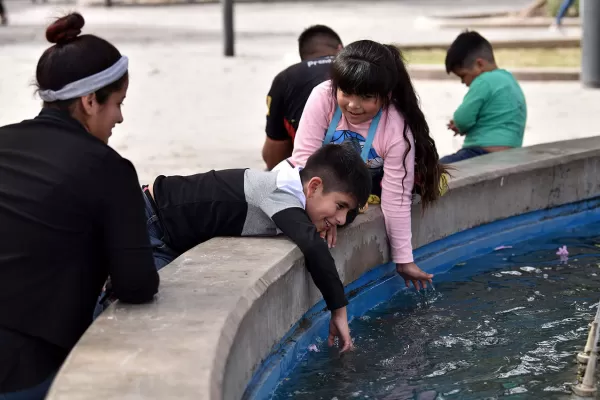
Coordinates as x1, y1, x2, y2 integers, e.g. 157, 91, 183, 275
290, 40, 448, 290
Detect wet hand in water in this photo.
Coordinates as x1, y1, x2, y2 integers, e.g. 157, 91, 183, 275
329, 306, 353, 353
396, 262, 433, 290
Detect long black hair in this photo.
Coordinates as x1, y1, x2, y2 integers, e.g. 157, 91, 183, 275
330, 40, 448, 208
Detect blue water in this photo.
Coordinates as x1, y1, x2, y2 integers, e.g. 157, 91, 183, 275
271, 221, 600, 400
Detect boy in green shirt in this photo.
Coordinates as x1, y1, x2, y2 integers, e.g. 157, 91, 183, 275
441, 31, 527, 164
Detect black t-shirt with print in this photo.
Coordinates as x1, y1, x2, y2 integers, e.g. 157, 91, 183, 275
266, 56, 334, 142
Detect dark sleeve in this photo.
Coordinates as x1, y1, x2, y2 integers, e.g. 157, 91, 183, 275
99, 156, 159, 304
266, 73, 290, 141
271, 207, 348, 310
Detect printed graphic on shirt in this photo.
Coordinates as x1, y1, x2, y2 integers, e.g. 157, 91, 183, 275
326, 129, 427, 205
328, 130, 384, 171
266, 95, 272, 116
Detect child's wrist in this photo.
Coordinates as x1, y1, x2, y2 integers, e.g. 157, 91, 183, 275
331, 306, 347, 317
396, 262, 414, 271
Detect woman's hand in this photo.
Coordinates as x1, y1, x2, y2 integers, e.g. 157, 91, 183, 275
328, 306, 353, 353
396, 262, 433, 290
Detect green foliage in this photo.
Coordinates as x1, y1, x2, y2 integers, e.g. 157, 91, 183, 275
546, 0, 580, 17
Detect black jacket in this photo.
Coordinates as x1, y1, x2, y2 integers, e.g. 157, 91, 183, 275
0, 109, 159, 392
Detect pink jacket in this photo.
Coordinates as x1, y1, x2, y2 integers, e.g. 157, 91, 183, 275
290, 81, 415, 263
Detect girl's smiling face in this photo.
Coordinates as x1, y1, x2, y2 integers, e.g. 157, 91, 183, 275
336, 88, 383, 125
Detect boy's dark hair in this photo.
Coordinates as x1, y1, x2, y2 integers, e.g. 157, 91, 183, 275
300, 142, 371, 207
298, 25, 342, 60
445, 30, 495, 74
331, 40, 448, 208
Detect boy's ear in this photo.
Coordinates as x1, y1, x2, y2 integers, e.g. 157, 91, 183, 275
474, 58, 487, 69
306, 177, 323, 198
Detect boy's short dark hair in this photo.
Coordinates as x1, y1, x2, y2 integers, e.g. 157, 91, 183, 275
445, 30, 495, 74
298, 25, 342, 60
300, 142, 371, 207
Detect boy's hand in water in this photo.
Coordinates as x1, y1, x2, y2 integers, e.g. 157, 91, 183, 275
396, 262, 433, 290
328, 306, 353, 353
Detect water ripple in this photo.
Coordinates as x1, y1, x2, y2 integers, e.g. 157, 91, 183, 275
273, 222, 600, 400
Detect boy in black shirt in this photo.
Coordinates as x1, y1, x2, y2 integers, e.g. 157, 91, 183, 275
262, 25, 343, 170
143, 143, 371, 352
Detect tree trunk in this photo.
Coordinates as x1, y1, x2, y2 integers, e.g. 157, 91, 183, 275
516, 0, 547, 18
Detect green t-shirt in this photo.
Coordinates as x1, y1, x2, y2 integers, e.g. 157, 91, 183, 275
453, 69, 527, 149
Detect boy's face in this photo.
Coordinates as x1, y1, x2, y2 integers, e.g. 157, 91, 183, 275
336, 89, 383, 125
452, 59, 486, 87
304, 177, 357, 233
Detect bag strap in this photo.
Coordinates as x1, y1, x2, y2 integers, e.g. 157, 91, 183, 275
361, 109, 382, 162
323, 106, 383, 162
323, 106, 343, 146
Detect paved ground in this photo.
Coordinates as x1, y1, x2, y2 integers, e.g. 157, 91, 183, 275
0, 0, 597, 183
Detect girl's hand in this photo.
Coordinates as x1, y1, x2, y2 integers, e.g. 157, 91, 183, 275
320, 225, 337, 249
396, 262, 433, 290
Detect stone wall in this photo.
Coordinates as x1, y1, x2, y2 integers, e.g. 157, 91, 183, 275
47, 137, 600, 400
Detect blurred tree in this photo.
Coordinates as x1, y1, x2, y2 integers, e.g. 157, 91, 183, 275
517, 0, 546, 17
517, 0, 579, 17
547, 0, 579, 17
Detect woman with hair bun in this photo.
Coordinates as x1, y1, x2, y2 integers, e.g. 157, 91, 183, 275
0, 13, 159, 399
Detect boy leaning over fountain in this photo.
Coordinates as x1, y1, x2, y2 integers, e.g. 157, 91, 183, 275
140, 142, 372, 352
441, 30, 527, 164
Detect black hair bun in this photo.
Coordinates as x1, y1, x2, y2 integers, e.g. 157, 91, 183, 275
46, 13, 85, 45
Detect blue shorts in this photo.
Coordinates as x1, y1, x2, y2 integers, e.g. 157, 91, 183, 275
439, 147, 489, 164
141, 186, 179, 271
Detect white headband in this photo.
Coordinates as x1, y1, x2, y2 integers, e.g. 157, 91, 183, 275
38, 56, 129, 102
